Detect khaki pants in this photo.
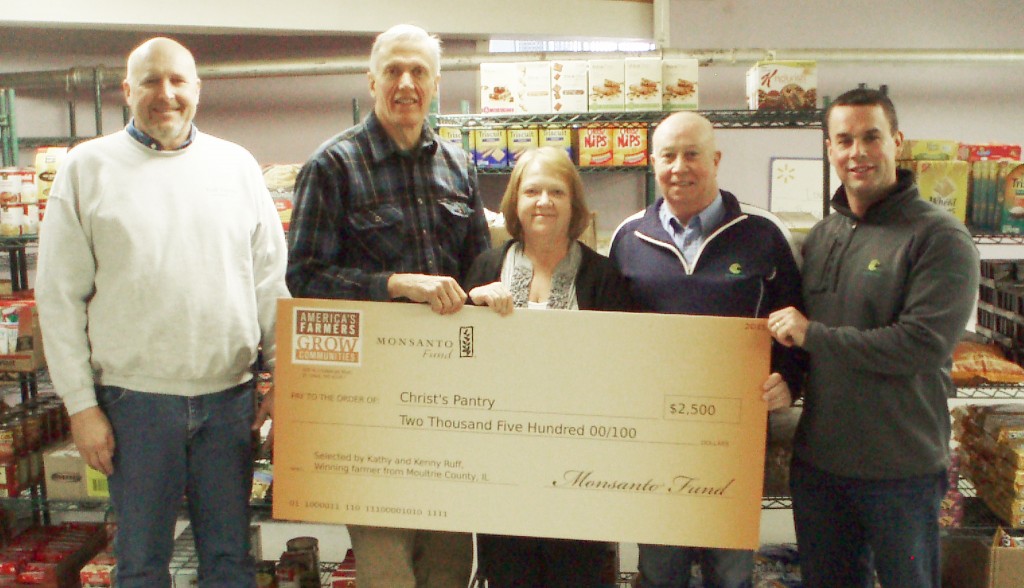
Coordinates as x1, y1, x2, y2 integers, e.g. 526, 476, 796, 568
347, 525, 473, 588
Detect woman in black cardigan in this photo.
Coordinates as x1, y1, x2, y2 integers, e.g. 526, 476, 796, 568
463, 146, 634, 587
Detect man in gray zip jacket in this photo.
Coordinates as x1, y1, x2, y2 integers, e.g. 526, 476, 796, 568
768, 88, 979, 588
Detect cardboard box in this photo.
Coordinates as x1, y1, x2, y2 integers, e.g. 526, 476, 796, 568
915, 160, 970, 222
588, 59, 625, 112
471, 129, 508, 168
901, 139, 960, 161
43, 440, 109, 501
480, 63, 517, 114
624, 58, 662, 111
943, 533, 1024, 588
539, 126, 573, 161
961, 144, 1022, 162
515, 62, 552, 114
550, 60, 588, 113
662, 58, 699, 110
612, 127, 648, 166
34, 147, 67, 202
1000, 163, 1024, 234
507, 127, 539, 166
0, 301, 44, 372
577, 127, 615, 166
746, 61, 817, 110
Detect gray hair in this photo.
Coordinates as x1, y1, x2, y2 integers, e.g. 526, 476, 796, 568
369, 24, 442, 76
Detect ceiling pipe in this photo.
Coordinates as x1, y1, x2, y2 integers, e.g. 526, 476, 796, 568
3, 48, 1024, 92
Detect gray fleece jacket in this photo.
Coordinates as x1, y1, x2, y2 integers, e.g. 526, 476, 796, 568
794, 169, 980, 479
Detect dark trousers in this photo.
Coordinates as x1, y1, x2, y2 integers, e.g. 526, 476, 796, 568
790, 457, 946, 588
477, 534, 608, 587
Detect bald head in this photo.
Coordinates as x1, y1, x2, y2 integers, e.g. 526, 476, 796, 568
122, 37, 201, 150
651, 112, 722, 222
126, 37, 198, 84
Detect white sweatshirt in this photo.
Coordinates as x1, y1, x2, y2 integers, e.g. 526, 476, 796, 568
36, 130, 290, 415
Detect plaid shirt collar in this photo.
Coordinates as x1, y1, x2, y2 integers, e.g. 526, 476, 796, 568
364, 111, 439, 163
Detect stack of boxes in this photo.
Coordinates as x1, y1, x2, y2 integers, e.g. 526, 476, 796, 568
897, 139, 1022, 230
954, 404, 1024, 528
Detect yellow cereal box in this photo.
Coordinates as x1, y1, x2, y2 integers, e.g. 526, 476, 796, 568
613, 127, 648, 166
915, 160, 969, 222
578, 127, 615, 167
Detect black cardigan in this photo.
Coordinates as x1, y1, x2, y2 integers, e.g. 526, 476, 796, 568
462, 240, 635, 312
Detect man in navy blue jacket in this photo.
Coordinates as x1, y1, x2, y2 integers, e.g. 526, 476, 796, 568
610, 111, 803, 588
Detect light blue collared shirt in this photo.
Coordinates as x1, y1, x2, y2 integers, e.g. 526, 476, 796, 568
658, 193, 726, 266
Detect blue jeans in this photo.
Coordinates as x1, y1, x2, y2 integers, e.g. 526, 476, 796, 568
99, 383, 256, 588
638, 545, 752, 588
789, 457, 946, 588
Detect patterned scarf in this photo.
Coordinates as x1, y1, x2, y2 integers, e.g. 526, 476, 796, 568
500, 241, 581, 310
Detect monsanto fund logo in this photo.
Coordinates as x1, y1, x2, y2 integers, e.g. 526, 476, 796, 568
292, 308, 362, 366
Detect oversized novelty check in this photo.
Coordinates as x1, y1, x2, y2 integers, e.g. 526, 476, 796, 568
273, 298, 770, 549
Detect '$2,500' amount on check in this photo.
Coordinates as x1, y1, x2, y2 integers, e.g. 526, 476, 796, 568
664, 396, 741, 424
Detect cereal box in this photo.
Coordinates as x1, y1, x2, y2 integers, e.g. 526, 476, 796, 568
613, 127, 648, 166
515, 62, 552, 114
480, 63, 516, 114
662, 58, 699, 111
746, 61, 817, 110
588, 60, 625, 112
915, 160, 969, 222
471, 129, 508, 168
539, 127, 573, 161
1001, 163, 1024, 234
624, 58, 662, 111
508, 127, 539, 165
550, 60, 588, 113
578, 127, 615, 167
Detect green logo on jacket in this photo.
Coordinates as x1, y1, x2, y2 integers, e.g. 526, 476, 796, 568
728, 263, 743, 276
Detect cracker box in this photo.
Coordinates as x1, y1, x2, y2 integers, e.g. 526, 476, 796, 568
613, 127, 648, 166
33, 146, 66, 202
515, 62, 552, 114
42, 441, 109, 501
0, 168, 34, 206
436, 126, 463, 147
507, 127, 539, 165
550, 60, 588, 113
915, 160, 970, 222
960, 144, 1022, 162
539, 126, 573, 161
480, 63, 517, 114
0, 301, 44, 372
578, 126, 615, 167
624, 58, 662, 111
471, 129, 508, 168
588, 59, 625, 112
662, 58, 699, 111
746, 61, 817, 110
